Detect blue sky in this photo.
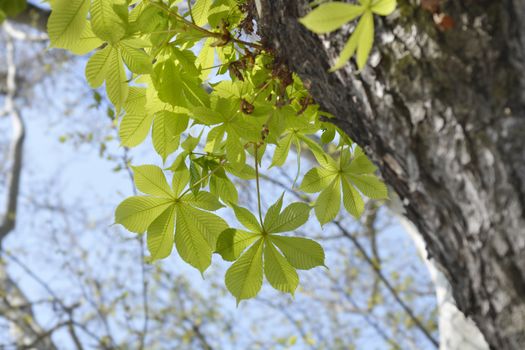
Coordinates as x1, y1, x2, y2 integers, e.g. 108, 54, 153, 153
0, 4, 438, 348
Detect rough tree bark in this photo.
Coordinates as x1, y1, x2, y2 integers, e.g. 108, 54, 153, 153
257, 1, 525, 349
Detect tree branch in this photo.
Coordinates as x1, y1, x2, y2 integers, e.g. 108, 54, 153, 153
0, 23, 26, 243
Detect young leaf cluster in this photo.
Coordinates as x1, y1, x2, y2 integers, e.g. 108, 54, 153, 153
48, 0, 388, 302
300, 0, 396, 70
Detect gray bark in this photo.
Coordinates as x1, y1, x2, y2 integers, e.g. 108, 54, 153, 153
257, 1, 525, 349
391, 195, 489, 350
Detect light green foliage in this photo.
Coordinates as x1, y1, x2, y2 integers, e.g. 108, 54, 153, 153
220, 195, 321, 303
51, 0, 388, 302
0, 0, 26, 23
300, 0, 396, 70
302, 147, 388, 223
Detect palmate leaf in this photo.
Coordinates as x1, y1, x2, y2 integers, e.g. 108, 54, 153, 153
152, 111, 188, 162
115, 196, 173, 233
270, 132, 294, 168
175, 203, 228, 273
85, 44, 112, 88
265, 202, 310, 234
196, 38, 215, 80
300, 167, 338, 193
264, 242, 299, 294
299, 2, 364, 34
270, 236, 325, 270
371, 0, 397, 15
119, 112, 154, 147
263, 194, 284, 231
147, 205, 176, 261
216, 228, 259, 261
314, 177, 341, 225
132, 165, 174, 198
124, 87, 147, 115
341, 176, 365, 218
48, 0, 90, 49
90, 0, 126, 43
231, 204, 262, 233
225, 239, 264, 304
172, 163, 190, 197
300, 0, 396, 71
105, 47, 129, 112
220, 195, 321, 301
346, 173, 388, 199
192, 0, 213, 26
67, 22, 104, 55
181, 191, 224, 211
356, 11, 374, 70
120, 39, 152, 74
330, 11, 372, 71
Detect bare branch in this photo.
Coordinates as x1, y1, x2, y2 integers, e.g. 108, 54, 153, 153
0, 24, 26, 243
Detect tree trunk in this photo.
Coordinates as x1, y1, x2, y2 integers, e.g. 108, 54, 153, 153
256, 1, 525, 349
394, 200, 489, 350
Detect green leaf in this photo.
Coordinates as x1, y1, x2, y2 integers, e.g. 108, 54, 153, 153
299, 2, 364, 34
263, 193, 284, 231
154, 60, 186, 107
48, 0, 90, 49
119, 112, 153, 147
346, 153, 377, 174
216, 228, 259, 261
331, 10, 375, 71
341, 176, 364, 218
147, 205, 175, 261
192, 0, 212, 26
210, 173, 238, 204
175, 204, 228, 273
172, 164, 191, 197
196, 38, 215, 80
264, 242, 299, 295
266, 203, 310, 233
231, 204, 262, 233
90, 0, 126, 43
180, 75, 210, 108
270, 236, 325, 270
298, 134, 338, 170
120, 39, 152, 74
132, 165, 173, 198
300, 167, 338, 193
225, 239, 264, 303
331, 23, 361, 70
314, 178, 341, 225
106, 47, 129, 112
124, 87, 146, 115
181, 191, 223, 211
225, 138, 245, 168
346, 173, 388, 199
371, 0, 396, 16
85, 45, 112, 88
270, 133, 293, 168
67, 22, 104, 55
152, 111, 187, 162
356, 11, 374, 70
115, 196, 174, 233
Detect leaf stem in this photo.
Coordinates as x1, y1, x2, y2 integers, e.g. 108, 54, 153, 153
186, 0, 195, 24
254, 145, 265, 231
